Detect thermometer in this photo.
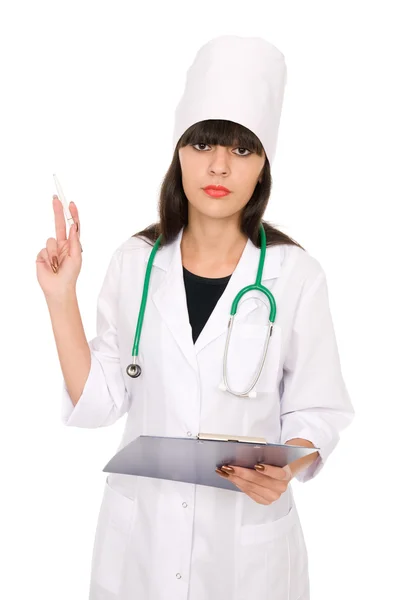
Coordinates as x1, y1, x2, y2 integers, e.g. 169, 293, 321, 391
53, 173, 75, 228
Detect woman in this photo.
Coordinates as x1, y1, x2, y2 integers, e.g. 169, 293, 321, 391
37, 36, 355, 599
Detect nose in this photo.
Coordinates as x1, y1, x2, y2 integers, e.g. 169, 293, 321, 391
208, 146, 230, 176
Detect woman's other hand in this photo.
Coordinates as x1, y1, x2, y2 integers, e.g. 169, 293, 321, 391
215, 463, 293, 505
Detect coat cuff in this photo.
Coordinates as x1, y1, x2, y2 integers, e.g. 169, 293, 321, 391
60, 353, 113, 428
281, 418, 340, 483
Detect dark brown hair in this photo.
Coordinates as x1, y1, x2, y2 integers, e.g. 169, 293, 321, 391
133, 119, 305, 251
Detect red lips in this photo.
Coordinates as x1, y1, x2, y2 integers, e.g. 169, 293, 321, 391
203, 185, 231, 193
202, 185, 231, 198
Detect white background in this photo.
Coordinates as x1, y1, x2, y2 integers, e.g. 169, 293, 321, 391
1, 0, 400, 598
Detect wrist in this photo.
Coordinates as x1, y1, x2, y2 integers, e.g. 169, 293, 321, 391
45, 287, 77, 307
285, 438, 319, 477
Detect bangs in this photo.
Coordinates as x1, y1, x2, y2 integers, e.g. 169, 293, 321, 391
178, 119, 265, 156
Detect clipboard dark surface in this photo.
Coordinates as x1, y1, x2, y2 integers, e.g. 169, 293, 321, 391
103, 435, 319, 492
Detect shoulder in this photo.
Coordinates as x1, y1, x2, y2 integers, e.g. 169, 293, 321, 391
281, 243, 324, 276
100, 235, 155, 279
279, 243, 327, 293
119, 234, 154, 253
111, 234, 155, 259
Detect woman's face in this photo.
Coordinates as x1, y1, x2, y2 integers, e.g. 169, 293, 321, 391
178, 142, 265, 222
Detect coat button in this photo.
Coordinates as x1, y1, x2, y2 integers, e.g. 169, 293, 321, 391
176, 573, 182, 579
182, 502, 188, 508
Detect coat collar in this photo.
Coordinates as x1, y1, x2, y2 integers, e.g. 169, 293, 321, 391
148, 227, 282, 373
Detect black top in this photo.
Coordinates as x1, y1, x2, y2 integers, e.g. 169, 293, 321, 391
183, 266, 232, 343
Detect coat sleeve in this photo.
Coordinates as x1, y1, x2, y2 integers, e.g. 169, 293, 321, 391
279, 268, 355, 483
60, 247, 131, 428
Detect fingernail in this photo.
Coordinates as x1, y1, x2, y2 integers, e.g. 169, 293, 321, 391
52, 256, 59, 270
220, 466, 234, 474
215, 468, 229, 478
254, 464, 265, 471
51, 263, 58, 273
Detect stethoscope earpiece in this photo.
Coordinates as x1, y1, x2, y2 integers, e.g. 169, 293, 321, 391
126, 363, 142, 378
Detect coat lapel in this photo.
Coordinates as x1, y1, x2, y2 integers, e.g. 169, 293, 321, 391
150, 227, 282, 372
151, 228, 199, 373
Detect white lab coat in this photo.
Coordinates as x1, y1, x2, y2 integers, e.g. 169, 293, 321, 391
61, 226, 354, 600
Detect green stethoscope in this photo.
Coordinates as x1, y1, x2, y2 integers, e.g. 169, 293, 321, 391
126, 223, 277, 398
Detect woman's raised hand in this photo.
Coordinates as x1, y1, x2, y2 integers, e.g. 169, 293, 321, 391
36, 196, 82, 298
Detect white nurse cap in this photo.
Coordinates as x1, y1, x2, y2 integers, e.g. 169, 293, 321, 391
172, 35, 288, 166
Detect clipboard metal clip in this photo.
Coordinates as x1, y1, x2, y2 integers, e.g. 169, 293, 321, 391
198, 433, 267, 445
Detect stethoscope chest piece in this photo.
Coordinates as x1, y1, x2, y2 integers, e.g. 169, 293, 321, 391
126, 363, 141, 378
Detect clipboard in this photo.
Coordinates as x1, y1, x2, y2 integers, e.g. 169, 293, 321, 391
102, 433, 319, 491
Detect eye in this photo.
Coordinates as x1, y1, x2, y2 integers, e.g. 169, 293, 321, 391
192, 143, 211, 151
233, 147, 252, 156
192, 143, 252, 156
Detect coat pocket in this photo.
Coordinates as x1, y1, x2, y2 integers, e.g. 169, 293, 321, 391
237, 506, 309, 600
226, 322, 282, 394
90, 477, 137, 595
240, 503, 297, 544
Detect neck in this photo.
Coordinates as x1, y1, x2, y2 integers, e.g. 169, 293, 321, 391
180, 219, 248, 278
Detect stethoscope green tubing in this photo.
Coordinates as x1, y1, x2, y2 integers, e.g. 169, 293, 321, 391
132, 233, 162, 359
128, 223, 276, 372
229, 223, 276, 319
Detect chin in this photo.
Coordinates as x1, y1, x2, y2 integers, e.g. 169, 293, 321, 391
194, 204, 233, 217
193, 200, 239, 216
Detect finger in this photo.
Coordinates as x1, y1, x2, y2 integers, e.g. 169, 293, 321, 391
36, 248, 57, 273
69, 201, 80, 237
247, 491, 271, 505
254, 463, 292, 481
53, 196, 67, 243
216, 469, 279, 503
222, 465, 286, 490
230, 476, 279, 504
221, 466, 287, 494
67, 218, 81, 258
241, 489, 271, 505
46, 237, 59, 271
